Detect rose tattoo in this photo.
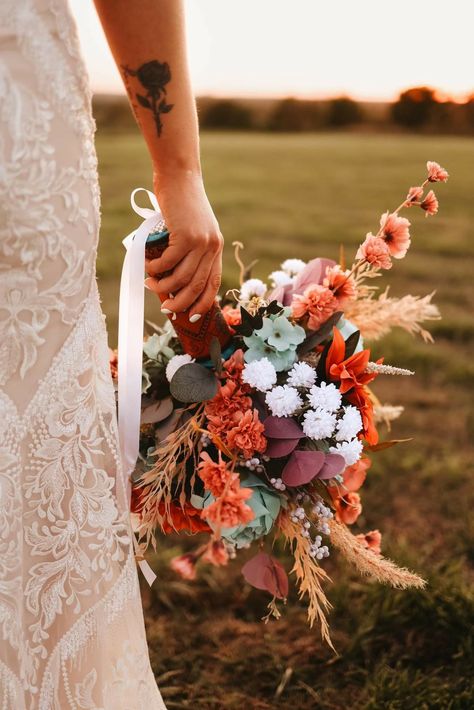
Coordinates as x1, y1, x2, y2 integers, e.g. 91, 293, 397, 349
122, 60, 174, 137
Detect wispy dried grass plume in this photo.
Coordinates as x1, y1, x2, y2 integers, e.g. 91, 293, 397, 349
279, 511, 334, 650
345, 288, 440, 342
329, 519, 426, 589
374, 404, 404, 429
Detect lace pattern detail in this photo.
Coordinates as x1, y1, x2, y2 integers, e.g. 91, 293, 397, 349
0, 1, 165, 707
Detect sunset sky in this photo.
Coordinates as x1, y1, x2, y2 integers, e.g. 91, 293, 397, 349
71, 0, 474, 102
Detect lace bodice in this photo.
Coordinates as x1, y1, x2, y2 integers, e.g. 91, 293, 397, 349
0, 1, 165, 707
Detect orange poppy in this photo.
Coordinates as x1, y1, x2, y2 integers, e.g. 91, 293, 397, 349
325, 327, 378, 394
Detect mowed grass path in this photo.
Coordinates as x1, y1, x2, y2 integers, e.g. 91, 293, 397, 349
96, 131, 474, 709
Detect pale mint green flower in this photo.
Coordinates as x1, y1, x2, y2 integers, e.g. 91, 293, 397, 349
243, 336, 297, 372
191, 473, 284, 548
336, 317, 364, 354
143, 331, 175, 361
256, 315, 305, 352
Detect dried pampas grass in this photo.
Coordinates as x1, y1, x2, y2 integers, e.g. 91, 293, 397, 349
279, 512, 334, 650
374, 404, 404, 429
345, 288, 440, 342
329, 519, 426, 589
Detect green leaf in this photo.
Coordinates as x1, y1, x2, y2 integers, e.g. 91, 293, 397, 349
209, 336, 223, 374
169, 363, 218, 403
137, 94, 151, 109
344, 329, 361, 359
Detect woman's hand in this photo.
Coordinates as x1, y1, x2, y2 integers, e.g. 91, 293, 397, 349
144, 171, 223, 322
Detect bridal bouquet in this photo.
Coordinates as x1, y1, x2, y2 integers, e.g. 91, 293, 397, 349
115, 161, 447, 645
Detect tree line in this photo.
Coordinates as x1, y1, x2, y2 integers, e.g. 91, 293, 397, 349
93, 88, 474, 134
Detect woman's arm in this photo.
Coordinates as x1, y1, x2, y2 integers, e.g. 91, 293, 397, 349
93, 0, 223, 321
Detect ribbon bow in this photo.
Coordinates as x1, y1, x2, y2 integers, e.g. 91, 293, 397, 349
118, 188, 163, 587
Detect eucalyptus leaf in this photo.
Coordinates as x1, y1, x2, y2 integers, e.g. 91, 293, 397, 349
169, 362, 218, 403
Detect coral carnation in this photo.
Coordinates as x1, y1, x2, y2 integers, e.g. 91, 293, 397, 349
427, 161, 448, 182
170, 554, 197, 580
356, 529, 382, 555
324, 265, 356, 305
202, 486, 254, 528
205, 379, 252, 436
421, 189, 438, 216
222, 305, 242, 330
356, 235, 392, 270
406, 186, 424, 203
202, 540, 229, 566
333, 491, 362, 525
198, 452, 233, 497
226, 408, 267, 459
379, 212, 411, 259
291, 283, 339, 330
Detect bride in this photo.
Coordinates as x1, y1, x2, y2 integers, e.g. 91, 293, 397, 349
0, 0, 223, 707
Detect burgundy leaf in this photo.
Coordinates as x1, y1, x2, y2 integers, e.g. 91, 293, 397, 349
265, 437, 300, 459
281, 449, 326, 487
317, 453, 346, 480
242, 552, 288, 599
264, 416, 304, 440
292, 257, 336, 295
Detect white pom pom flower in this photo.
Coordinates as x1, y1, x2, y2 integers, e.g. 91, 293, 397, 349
281, 258, 306, 276
269, 270, 294, 288
239, 278, 267, 303
308, 382, 342, 413
302, 407, 337, 440
165, 353, 195, 382
242, 357, 277, 392
265, 385, 303, 417
329, 438, 363, 466
335, 406, 363, 442
287, 362, 317, 389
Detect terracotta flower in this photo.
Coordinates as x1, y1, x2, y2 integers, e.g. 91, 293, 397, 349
324, 265, 357, 305
205, 379, 252, 436
379, 212, 411, 259
202, 485, 254, 528
226, 408, 267, 459
356, 234, 392, 270
421, 189, 438, 216
333, 491, 362, 524
170, 553, 197, 580
291, 283, 339, 330
406, 185, 424, 203
198, 451, 234, 498
222, 348, 247, 381
326, 327, 378, 394
427, 161, 449, 183
356, 529, 382, 555
202, 540, 229, 566
342, 456, 372, 492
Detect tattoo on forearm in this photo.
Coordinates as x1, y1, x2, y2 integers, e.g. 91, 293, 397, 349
122, 60, 174, 137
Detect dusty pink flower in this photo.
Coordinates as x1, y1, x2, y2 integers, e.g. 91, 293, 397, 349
356, 529, 382, 555
379, 211, 411, 259
427, 161, 449, 183
333, 491, 362, 525
406, 186, 424, 203
202, 540, 229, 566
323, 265, 357, 305
291, 283, 339, 330
170, 554, 197, 580
421, 189, 438, 216
356, 235, 392, 270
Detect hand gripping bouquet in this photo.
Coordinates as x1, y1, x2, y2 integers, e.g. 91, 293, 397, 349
116, 161, 447, 646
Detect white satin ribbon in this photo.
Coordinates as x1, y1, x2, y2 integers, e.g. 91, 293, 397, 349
118, 187, 163, 587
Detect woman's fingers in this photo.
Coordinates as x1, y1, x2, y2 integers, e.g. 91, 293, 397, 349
187, 252, 223, 321
152, 250, 203, 296
145, 241, 188, 276
159, 252, 214, 315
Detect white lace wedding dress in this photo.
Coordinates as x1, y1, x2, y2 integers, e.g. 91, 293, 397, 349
0, 1, 166, 707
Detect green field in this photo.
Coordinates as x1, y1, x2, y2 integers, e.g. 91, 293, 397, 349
96, 131, 474, 709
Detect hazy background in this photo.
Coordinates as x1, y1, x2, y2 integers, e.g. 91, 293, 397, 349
71, 1, 474, 707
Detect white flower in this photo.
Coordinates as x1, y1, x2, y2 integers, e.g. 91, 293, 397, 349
287, 362, 317, 388
265, 385, 303, 417
329, 438, 363, 466
242, 357, 277, 392
308, 382, 342, 413
268, 270, 294, 288
239, 278, 267, 302
335, 406, 363, 442
281, 258, 306, 276
165, 353, 194, 382
302, 407, 337, 440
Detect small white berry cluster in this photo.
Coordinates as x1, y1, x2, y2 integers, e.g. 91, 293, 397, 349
312, 498, 334, 536
270, 477, 286, 491
309, 537, 330, 560
200, 432, 211, 448
242, 456, 264, 473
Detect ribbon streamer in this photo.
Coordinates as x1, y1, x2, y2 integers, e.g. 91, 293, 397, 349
118, 188, 162, 587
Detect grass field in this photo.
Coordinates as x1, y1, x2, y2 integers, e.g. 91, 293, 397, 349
96, 131, 474, 709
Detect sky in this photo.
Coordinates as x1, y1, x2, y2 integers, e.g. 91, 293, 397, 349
70, 0, 474, 102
